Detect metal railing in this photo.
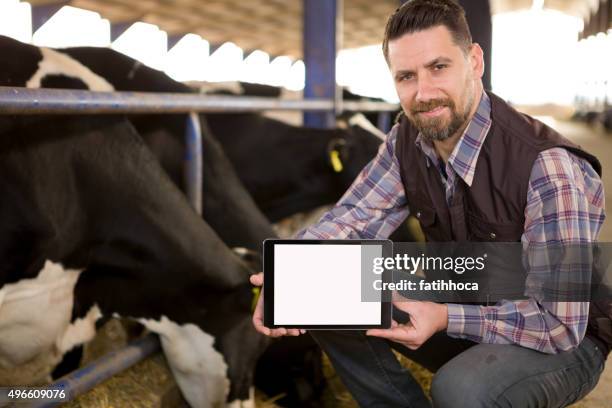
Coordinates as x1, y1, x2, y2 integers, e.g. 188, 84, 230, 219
0, 86, 398, 114
0, 86, 333, 114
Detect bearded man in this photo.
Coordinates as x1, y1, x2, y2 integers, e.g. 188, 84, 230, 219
251, 1, 608, 406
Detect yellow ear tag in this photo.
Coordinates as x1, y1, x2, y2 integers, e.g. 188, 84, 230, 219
330, 150, 344, 173
251, 286, 261, 313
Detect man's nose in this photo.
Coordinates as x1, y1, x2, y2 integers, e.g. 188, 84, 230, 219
415, 76, 437, 102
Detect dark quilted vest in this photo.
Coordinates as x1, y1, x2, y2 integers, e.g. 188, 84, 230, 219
396, 91, 609, 356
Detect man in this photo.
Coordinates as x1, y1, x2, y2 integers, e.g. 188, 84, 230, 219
251, 0, 608, 406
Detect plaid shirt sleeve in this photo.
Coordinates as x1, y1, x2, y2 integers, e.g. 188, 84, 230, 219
295, 125, 409, 240
447, 147, 606, 353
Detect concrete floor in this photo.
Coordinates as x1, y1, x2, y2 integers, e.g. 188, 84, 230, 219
545, 119, 611, 408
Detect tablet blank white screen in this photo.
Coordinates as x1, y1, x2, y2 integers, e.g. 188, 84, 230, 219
273, 244, 381, 325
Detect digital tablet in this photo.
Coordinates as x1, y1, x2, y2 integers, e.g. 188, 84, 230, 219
263, 239, 393, 330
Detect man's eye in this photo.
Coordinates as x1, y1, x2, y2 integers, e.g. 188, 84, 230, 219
434, 64, 447, 70
399, 74, 414, 81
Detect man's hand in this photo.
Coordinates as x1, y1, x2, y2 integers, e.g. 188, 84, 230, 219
250, 272, 304, 337
366, 300, 448, 350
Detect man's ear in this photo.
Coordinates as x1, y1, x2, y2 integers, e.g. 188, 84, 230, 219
469, 43, 485, 80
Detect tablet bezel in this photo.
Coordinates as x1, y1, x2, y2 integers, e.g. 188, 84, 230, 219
263, 239, 393, 330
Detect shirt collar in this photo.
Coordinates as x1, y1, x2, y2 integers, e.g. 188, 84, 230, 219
415, 91, 492, 187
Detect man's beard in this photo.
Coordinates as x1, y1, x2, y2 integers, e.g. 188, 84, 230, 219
407, 94, 473, 142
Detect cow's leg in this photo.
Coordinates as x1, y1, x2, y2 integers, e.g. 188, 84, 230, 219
51, 346, 83, 379
213, 316, 269, 406
139, 317, 230, 408
138, 312, 268, 408
140, 318, 264, 408
226, 388, 255, 408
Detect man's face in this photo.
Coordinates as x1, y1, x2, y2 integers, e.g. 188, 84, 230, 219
388, 25, 482, 142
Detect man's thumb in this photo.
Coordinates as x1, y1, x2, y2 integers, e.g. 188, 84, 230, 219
250, 272, 264, 286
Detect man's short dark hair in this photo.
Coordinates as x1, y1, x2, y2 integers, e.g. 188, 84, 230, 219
382, 0, 473, 62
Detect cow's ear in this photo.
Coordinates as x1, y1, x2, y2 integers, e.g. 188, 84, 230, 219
326, 137, 347, 173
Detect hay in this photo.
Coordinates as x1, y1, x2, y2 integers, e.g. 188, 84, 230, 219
62, 353, 185, 408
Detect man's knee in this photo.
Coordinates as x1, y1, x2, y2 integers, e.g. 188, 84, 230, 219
430, 357, 496, 408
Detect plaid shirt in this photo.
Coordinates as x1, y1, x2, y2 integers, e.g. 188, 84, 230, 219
296, 92, 605, 354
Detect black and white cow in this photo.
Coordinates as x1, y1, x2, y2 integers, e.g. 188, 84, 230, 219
207, 111, 415, 243
208, 111, 385, 222
2, 35, 338, 407
187, 80, 400, 225
192, 82, 410, 240
0, 35, 410, 405
0, 35, 336, 407
0, 112, 266, 406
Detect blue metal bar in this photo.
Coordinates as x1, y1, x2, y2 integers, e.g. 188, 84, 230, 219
0, 86, 333, 114
377, 111, 392, 133
342, 100, 399, 112
30, 334, 161, 407
0, 87, 397, 114
185, 113, 203, 214
303, 0, 340, 128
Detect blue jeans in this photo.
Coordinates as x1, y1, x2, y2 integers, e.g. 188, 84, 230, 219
310, 325, 606, 407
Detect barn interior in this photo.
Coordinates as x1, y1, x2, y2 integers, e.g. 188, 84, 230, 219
0, 0, 610, 407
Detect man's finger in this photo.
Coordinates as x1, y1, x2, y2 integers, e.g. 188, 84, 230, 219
365, 328, 394, 338
270, 328, 288, 337
366, 324, 418, 342
253, 315, 271, 336
250, 272, 264, 286
366, 326, 409, 339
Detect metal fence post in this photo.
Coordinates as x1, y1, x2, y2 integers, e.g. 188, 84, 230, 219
185, 112, 203, 215
303, 0, 341, 129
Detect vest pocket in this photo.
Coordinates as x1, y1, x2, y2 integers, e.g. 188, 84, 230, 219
467, 212, 523, 241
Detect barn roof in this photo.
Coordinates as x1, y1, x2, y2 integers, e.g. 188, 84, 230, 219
27, 0, 599, 59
